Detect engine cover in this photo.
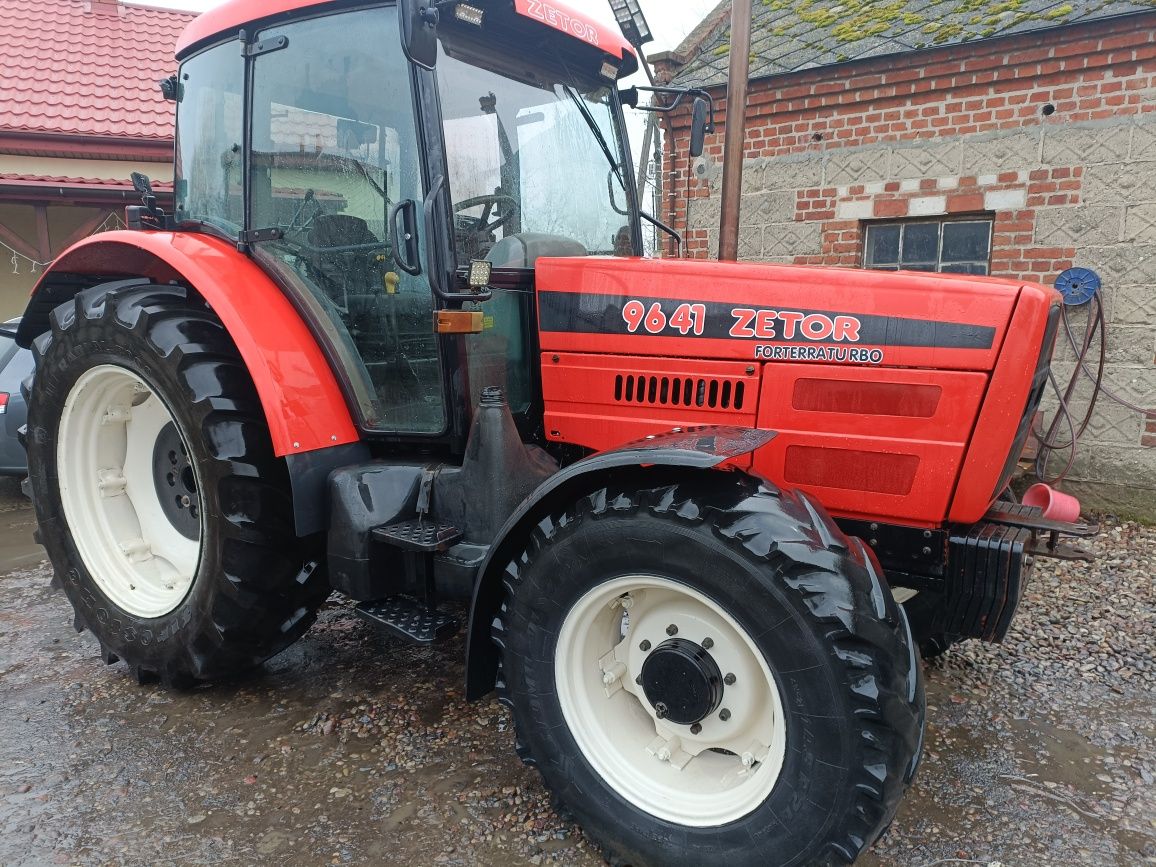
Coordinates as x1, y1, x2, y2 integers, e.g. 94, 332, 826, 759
536, 257, 1058, 526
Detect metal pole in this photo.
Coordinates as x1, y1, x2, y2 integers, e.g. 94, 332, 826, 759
635, 57, 658, 204
652, 105, 663, 253
717, 0, 752, 261
636, 111, 657, 204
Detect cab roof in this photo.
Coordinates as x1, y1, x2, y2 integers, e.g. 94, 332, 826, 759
175, 0, 635, 65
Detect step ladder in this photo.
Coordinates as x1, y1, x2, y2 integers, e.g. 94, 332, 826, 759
354, 518, 462, 645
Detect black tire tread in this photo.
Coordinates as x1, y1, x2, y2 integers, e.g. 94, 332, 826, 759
494, 477, 924, 867
26, 281, 329, 687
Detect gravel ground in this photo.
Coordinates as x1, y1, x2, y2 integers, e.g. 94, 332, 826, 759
1, 477, 1153, 866
864, 518, 1156, 866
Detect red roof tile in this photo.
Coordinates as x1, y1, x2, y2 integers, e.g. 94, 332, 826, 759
0, 172, 173, 191
0, 0, 195, 141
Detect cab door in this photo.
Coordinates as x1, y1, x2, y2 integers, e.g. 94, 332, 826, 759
247, 5, 447, 435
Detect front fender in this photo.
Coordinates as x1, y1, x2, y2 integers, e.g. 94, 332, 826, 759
17, 231, 358, 457
464, 425, 776, 700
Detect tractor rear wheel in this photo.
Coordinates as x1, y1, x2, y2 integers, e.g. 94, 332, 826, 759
495, 477, 924, 867
25, 281, 329, 686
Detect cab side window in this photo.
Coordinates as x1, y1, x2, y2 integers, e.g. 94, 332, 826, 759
248, 9, 445, 434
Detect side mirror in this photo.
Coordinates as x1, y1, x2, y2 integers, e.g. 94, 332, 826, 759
131, 172, 155, 199
689, 97, 710, 158
159, 75, 182, 103
400, 0, 439, 70
616, 85, 717, 158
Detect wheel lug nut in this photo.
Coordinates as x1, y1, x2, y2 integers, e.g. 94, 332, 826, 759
724, 673, 736, 686
719, 708, 731, 721
690, 723, 702, 735
666, 624, 678, 636
639, 639, 651, 652
654, 702, 668, 719
701, 637, 714, 649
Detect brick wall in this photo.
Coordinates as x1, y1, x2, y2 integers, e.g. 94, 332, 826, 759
659, 14, 1156, 516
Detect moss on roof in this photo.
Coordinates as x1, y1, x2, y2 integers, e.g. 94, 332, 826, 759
671, 0, 1156, 88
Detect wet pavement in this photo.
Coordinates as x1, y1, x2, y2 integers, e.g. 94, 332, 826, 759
1, 477, 1154, 866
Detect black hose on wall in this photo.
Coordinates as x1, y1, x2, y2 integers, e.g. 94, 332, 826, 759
1034, 288, 1154, 485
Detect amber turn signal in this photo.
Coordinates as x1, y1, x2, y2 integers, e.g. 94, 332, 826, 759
435, 310, 485, 334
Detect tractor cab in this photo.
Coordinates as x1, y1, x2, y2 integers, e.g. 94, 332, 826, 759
171, 0, 641, 440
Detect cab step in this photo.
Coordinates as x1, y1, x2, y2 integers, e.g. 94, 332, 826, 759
372, 518, 462, 552
355, 596, 459, 645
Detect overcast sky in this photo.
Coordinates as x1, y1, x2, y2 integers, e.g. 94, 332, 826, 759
134, 0, 721, 59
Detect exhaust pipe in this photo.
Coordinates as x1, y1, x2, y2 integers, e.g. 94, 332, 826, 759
717, 0, 753, 261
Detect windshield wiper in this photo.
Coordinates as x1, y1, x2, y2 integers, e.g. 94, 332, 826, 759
563, 85, 623, 185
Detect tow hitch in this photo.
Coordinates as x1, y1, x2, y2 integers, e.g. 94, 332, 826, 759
984, 497, 1098, 563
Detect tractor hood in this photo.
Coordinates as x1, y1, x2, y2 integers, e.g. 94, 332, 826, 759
535, 257, 1042, 373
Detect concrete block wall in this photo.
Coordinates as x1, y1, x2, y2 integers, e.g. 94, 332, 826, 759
660, 14, 1156, 516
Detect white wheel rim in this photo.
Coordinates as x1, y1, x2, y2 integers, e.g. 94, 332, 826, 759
57, 364, 202, 619
555, 575, 788, 827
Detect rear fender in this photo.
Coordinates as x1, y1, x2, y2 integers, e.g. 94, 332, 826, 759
16, 230, 358, 458
464, 425, 776, 700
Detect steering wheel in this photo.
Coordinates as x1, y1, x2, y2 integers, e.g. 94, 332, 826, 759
454, 193, 519, 238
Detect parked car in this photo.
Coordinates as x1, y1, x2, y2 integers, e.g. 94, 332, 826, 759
0, 318, 32, 476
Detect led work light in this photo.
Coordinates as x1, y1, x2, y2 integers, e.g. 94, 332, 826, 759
608, 0, 653, 47
467, 259, 493, 289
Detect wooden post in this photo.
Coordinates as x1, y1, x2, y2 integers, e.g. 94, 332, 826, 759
717, 0, 752, 261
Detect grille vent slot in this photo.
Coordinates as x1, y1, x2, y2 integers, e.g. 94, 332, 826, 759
613, 374, 745, 410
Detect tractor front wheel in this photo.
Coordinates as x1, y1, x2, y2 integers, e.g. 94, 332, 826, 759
25, 282, 329, 686
496, 477, 924, 866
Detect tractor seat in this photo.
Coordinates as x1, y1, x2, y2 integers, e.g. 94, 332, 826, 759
309, 213, 382, 254
308, 214, 385, 310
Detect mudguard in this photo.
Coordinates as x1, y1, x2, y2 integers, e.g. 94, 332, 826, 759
463, 425, 776, 700
16, 230, 358, 457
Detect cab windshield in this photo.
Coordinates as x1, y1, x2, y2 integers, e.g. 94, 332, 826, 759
436, 38, 634, 268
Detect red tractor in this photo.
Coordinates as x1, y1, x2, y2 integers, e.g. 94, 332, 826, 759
17, 1, 1092, 864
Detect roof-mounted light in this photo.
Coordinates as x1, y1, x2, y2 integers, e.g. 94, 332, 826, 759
608, 0, 653, 48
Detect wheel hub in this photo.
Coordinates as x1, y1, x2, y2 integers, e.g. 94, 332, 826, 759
57, 365, 202, 619
152, 421, 200, 541
640, 637, 724, 726
555, 575, 787, 826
